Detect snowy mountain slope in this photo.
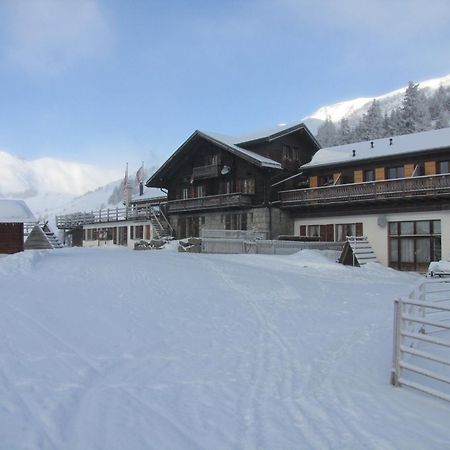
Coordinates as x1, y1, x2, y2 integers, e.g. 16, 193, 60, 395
0, 248, 449, 449
303, 73, 450, 132
0, 149, 160, 222
0, 149, 120, 198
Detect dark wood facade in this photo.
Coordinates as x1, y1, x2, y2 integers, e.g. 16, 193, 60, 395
0, 223, 24, 254
147, 126, 320, 238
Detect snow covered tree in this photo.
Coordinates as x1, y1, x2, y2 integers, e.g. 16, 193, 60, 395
358, 99, 384, 140
435, 109, 450, 129
336, 118, 353, 144
316, 117, 337, 147
400, 82, 431, 134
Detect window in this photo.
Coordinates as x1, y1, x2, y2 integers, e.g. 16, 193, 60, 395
181, 187, 189, 199
237, 178, 255, 194
206, 153, 220, 166
364, 170, 375, 182
219, 180, 232, 194
135, 226, 144, 240
224, 213, 247, 230
195, 184, 206, 197
319, 175, 333, 186
282, 144, 292, 159
307, 225, 320, 238
389, 220, 441, 272
335, 223, 363, 242
438, 161, 450, 174
299, 225, 307, 237
386, 166, 404, 179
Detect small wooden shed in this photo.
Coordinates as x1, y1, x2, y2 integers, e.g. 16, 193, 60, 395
0, 199, 36, 254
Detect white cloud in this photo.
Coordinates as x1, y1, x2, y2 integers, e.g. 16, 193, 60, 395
280, 0, 450, 40
0, 0, 111, 74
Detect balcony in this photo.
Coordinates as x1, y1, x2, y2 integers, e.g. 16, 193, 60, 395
279, 174, 450, 208
167, 193, 252, 213
192, 164, 220, 180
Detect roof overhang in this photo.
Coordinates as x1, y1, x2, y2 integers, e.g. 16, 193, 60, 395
146, 130, 281, 188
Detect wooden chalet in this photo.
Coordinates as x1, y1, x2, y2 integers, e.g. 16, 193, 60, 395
0, 199, 36, 254
146, 123, 320, 239
278, 127, 450, 271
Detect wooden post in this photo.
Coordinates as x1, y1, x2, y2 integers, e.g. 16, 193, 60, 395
391, 299, 403, 386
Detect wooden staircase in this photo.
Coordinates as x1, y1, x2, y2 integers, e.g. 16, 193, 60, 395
25, 222, 64, 250
338, 236, 378, 267
150, 209, 173, 239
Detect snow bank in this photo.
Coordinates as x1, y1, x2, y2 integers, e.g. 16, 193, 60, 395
0, 248, 448, 450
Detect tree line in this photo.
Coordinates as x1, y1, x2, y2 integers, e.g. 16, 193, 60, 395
316, 82, 450, 147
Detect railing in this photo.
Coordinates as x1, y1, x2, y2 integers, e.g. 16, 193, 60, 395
56, 205, 160, 229
24, 222, 39, 235
280, 174, 450, 207
167, 193, 252, 213
192, 164, 219, 180
391, 280, 450, 402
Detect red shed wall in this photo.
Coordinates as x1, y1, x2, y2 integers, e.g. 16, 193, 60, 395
0, 223, 24, 254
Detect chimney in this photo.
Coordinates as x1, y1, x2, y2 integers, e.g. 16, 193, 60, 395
139, 182, 144, 196
352, 149, 356, 157
370, 141, 374, 149
389, 138, 393, 146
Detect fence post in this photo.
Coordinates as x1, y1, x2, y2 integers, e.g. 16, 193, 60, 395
391, 298, 403, 386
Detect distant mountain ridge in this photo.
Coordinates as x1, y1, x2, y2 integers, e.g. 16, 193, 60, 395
303, 73, 450, 133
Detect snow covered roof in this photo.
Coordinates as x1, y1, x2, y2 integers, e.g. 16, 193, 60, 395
302, 127, 450, 169
0, 199, 36, 223
233, 121, 319, 147
200, 131, 281, 169
130, 186, 167, 203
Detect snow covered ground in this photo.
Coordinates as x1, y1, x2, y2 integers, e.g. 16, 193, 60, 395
0, 248, 449, 450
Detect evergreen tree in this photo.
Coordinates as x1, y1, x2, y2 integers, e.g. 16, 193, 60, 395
359, 99, 384, 140
429, 86, 447, 121
400, 82, 431, 133
336, 117, 353, 144
435, 109, 450, 129
316, 117, 337, 147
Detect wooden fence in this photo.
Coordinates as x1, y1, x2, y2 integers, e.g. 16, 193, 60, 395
391, 280, 450, 402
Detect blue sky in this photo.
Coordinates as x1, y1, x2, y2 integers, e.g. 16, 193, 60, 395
0, 0, 449, 168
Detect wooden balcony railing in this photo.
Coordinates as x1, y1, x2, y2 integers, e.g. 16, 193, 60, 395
56, 205, 161, 229
192, 164, 220, 180
167, 193, 252, 213
279, 174, 450, 207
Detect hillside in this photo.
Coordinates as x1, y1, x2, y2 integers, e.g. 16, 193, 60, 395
304, 73, 450, 130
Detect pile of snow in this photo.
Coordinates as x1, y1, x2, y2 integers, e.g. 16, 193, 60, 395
428, 260, 450, 275
0, 248, 449, 449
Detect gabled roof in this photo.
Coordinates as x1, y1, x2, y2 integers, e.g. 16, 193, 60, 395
200, 131, 281, 168
147, 129, 283, 187
0, 199, 36, 223
234, 121, 320, 148
302, 127, 450, 169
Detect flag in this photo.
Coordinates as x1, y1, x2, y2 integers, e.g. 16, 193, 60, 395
122, 163, 129, 204
135, 162, 144, 186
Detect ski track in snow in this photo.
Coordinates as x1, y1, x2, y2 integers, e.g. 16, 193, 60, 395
1, 248, 450, 449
